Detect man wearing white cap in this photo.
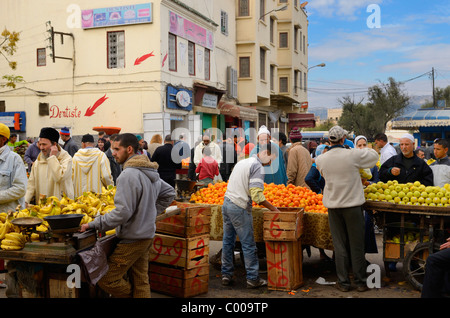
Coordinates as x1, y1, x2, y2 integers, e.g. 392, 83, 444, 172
315, 125, 379, 292
379, 133, 433, 186
249, 125, 287, 185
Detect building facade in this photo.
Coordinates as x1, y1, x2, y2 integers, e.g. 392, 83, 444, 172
0, 0, 310, 145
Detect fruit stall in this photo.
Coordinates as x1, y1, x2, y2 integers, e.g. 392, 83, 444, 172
0, 187, 118, 298
189, 182, 333, 250
363, 180, 450, 290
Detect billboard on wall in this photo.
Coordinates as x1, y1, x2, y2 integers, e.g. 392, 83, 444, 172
82, 3, 152, 29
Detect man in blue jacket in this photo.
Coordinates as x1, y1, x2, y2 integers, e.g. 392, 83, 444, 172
81, 133, 175, 298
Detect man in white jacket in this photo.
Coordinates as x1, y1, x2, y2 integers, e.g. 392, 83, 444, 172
25, 127, 74, 205
72, 134, 114, 198
316, 125, 379, 293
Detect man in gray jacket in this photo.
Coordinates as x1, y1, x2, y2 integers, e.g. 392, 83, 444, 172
59, 127, 79, 157
81, 133, 175, 298
316, 126, 378, 293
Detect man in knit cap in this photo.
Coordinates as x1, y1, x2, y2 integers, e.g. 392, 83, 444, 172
59, 126, 79, 157
72, 134, 114, 198
379, 133, 433, 186
25, 127, 74, 204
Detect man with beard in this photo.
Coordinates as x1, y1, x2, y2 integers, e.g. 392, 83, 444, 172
81, 133, 175, 297
25, 127, 74, 205
379, 133, 433, 186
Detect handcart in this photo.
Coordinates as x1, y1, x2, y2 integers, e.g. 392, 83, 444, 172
363, 201, 450, 290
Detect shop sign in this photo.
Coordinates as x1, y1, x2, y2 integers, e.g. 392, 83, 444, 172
169, 11, 214, 50
82, 3, 152, 29
202, 93, 218, 108
167, 85, 193, 111
0, 112, 26, 131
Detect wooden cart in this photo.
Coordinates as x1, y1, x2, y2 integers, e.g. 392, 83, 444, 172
363, 200, 450, 290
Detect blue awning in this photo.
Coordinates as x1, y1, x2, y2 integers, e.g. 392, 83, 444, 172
391, 108, 450, 129
393, 108, 450, 121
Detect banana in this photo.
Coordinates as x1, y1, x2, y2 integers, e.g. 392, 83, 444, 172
5, 233, 26, 244
1, 239, 23, 247
0, 212, 8, 222
39, 204, 52, 214
105, 229, 115, 236
1, 244, 23, 251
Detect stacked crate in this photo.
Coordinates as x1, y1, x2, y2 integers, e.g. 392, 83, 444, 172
149, 203, 211, 298
263, 208, 304, 291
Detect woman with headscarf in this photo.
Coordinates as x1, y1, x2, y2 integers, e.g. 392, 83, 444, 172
354, 135, 379, 255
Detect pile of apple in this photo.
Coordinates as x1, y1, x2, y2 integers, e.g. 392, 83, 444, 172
364, 180, 450, 207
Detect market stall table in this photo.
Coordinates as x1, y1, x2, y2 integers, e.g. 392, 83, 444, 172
363, 200, 450, 290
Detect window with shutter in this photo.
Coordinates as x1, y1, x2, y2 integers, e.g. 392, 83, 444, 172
37, 48, 46, 67
279, 32, 288, 48
221, 11, 228, 35
294, 71, 298, 94
280, 77, 288, 93
227, 66, 238, 98
239, 0, 249, 16
188, 41, 195, 75
107, 31, 125, 69
205, 48, 210, 80
169, 33, 177, 71
239, 57, 250, 78
260, 48, 266, 80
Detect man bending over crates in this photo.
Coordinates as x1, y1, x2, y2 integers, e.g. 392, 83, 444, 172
221, 143, 279, 289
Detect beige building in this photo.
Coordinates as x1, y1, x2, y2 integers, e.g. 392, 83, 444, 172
327, 108, 343, 124
0, 0, 310, 145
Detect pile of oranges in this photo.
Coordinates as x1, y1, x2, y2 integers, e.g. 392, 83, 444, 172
189, 182, 327, 214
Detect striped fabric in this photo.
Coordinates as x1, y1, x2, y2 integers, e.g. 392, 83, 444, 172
72, 148, 113, 197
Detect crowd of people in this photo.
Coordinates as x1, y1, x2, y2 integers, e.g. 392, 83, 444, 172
1, 122, 449, 298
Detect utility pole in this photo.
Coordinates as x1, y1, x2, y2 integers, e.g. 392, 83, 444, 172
432, 67, 436, 108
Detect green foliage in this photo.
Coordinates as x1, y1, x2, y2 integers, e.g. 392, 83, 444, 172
421, 86, 450, 108
1, 28, 22, 88
338, 77, 410, 139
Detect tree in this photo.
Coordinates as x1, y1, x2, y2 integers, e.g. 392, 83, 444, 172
1, 28, 23, 88
421, 86, 450, 108
338, 77, 410, 139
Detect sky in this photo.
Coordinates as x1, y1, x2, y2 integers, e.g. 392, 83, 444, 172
305, 0, 450, 110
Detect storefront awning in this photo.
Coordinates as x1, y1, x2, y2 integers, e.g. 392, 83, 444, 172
288, 113, 316, 129
391, 108, 450, 129
218, 102, 258, 122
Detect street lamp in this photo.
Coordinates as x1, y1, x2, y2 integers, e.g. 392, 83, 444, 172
308, 63, 326, 71
259, 4, 288, 20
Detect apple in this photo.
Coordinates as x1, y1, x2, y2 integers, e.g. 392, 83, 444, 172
441, 197, 448, 205
402, 196, 410, 203
410, 196, 418, 203
429, 192, 436, 199
425, 197, 433, 205
433, 197, 441, 204
421, 192, 428, 198
418, 197, 425, 204
390, 190, 398, 197
394, 197, 401, 203
398, 191, 406, 198
413, 181, 421, 187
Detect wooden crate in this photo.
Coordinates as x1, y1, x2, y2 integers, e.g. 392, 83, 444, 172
149, 263, 209, 298
263, 209, 304, 241
157, 203, 211, 238
149, 233, 209, 269
47, 273, 79, 298
265, 240, 303, 291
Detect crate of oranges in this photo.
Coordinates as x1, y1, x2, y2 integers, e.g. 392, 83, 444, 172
189, 182, 327, 214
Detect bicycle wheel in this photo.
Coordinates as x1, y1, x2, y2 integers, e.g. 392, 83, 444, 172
403, 242, 439, 291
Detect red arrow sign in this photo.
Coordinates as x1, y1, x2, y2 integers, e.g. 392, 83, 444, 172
84, 94, 108, 117
134, 51, 155, 65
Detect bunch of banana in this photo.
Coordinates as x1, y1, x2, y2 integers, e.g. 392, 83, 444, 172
1, 232, 27, 250
0, 212, 7, 223
80, 214, 93, 225
0, 219, 14, 240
